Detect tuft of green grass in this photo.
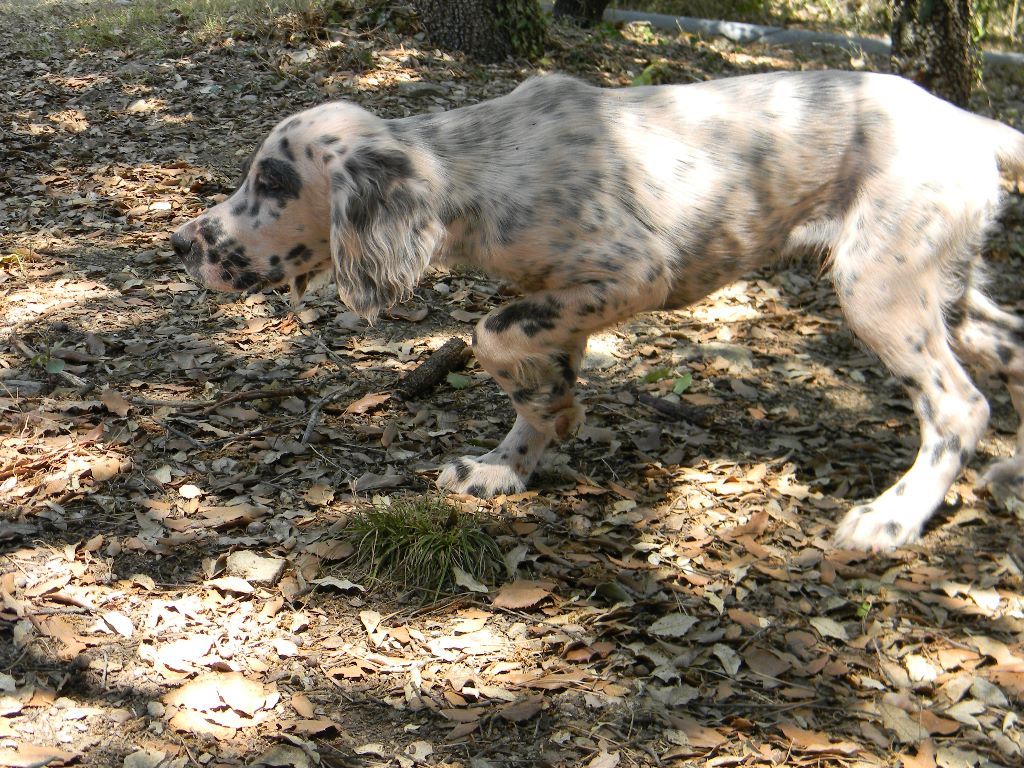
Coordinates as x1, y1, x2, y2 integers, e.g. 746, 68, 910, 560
343, 496, 505, 599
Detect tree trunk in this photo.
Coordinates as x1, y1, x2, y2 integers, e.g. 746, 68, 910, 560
890, 0, 980, 108
553, 0, 610, 25
413, 0, 546, 63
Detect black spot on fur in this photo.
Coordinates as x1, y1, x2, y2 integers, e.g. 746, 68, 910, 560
343, 147, 415, 230
930, 434, 964, 466
280, 137, 295, 163
486, 298, 561, 337
511, 388, 535, 404
454, 460, 472, 483
233, 272, 260, 290
919, 395, 934, 422
286, 244, 312, 262
256, 157, 302, 204
552, 352, 576, 385
199, 219, 224, 243
884, 521, 902, 539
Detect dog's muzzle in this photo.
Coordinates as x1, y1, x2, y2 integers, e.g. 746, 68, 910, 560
170, 231, 197, 261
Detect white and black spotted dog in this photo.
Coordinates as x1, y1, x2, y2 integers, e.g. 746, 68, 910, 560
172, 70, 1024, 552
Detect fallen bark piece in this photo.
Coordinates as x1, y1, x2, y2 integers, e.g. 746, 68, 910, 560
397, 338, 472, 399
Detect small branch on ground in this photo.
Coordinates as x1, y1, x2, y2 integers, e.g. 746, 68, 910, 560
635, 391, 712, 428
130, 386, 313, 413
396, 338, 472, 400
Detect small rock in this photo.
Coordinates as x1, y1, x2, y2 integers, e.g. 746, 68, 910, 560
681, 342, 754, 370
225, 550, 286, 586
397, 80, 450, 98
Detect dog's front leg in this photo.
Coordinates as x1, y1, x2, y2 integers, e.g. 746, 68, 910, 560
438, 281, 655, 497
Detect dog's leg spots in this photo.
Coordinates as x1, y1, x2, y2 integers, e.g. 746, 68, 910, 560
835, 367, 988, 551
832, 252, 989, 551
446, 275, 666, 497
950, 286, 1024, 487
473, 280, 664, 441
437, 415, 549, 496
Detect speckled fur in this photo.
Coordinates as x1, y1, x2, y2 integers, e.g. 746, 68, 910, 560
172, 70, 1024, 551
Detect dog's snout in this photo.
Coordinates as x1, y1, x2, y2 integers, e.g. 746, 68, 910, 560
170, 231, 193, 259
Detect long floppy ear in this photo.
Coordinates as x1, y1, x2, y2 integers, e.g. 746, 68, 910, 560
330, 146, 443, 322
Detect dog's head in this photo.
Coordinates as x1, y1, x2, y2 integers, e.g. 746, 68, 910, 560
171, 101, 443, 321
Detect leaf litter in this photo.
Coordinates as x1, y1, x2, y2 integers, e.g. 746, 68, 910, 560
2, 1, 1024, 766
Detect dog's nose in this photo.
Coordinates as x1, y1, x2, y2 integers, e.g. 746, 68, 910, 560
170, 231, 192, 259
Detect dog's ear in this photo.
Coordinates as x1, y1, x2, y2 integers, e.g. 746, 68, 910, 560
329, 146, 442, 322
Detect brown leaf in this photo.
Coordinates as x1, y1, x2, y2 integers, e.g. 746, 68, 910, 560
287, 718, 340, 735
498, 694, 544, 722
168, 709, 235, 739
721, 509, 769, 540
291, 693, 315, 719
90, 456, 121, 482
665, 716, 728, 749
917, 710, 960, 735
779, 723, 858, 754
901, 740, 937, 768
491, 580, 554, 609
344, 392, 391, 415
0, 744, 79, 767
100, 388, 131, 416
586, 752, 620, 768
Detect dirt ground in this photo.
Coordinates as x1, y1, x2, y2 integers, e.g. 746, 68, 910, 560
2, 3, 1024, 767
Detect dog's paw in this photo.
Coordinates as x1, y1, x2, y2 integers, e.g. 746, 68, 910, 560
833, 503, 921, 552
437, 456, 527, 498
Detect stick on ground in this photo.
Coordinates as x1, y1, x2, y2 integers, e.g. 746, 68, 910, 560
397, 338, 472, 400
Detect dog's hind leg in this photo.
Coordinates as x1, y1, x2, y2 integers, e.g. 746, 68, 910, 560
949, 273, 1024, 488
831, 224, 990, 550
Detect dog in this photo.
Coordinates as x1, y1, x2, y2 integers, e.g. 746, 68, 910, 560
171, 70, 1024, 551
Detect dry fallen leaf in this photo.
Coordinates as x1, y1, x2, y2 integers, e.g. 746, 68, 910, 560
100, 388, 131, 416
498, 694, 544, 722
779, 722, 859, 754
491, 580, 553, 609
648, 612, 698, 638
344, 392, 391, 415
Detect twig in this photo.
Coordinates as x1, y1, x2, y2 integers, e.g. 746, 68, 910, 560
299, 387, 362, 446
635, 390, 712, 428
397, 337, 472, 400
301, 402, 322, 446
129, 385, 313, 413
